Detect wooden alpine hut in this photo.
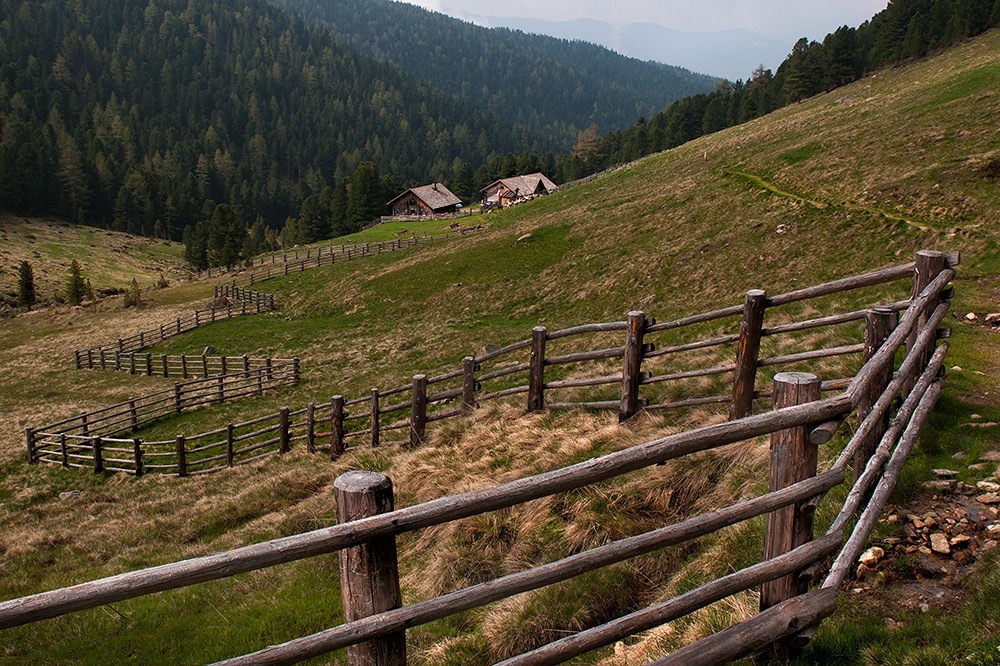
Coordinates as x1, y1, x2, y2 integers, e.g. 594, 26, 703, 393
481, 173, 558, 207
387, 183, 462, 217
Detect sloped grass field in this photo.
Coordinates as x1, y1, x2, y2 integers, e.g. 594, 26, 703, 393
2, 31, 1000, 665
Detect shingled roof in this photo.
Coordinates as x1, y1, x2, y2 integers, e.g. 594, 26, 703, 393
387, 183, 462, 210
481, 173, 558, 196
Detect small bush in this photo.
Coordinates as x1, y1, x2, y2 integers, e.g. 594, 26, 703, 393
123, 278, 142, 308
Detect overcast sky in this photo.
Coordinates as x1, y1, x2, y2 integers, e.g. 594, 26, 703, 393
402, 0, 889, 45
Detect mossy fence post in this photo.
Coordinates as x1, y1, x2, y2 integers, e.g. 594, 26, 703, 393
334, 471, 405, 666
409, 374, 427, 447
331, 396, 345, 459
904, 250, 946, 396
527, 326, 547, 412
854, 307, 897, 485
760, 372, 821, 615
730, 289, 767, 420
619, 311, 650, 422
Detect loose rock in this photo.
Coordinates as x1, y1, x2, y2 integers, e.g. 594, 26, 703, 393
977, 493, 1000, 504
860, 546, 885, 567
930, 533, 951, 555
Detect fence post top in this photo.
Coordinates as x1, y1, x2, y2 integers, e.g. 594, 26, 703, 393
335, 470, 392, 493
916, 249, 944, 259
533, 325, 547, 333
746, 288, 767, 297
413, 374, 427, 381
627, 310, 644, 317
773, 371, 820, 386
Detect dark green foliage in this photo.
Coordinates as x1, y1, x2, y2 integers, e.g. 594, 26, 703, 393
16, 260, 35, 309
0, 0, 540, 239
345, 162, 383, 231
206, 204, 245, 268
270, 0, 719, 150
123, 278, 141, 308
65, 259, 85, 306
447, 161, 476, 205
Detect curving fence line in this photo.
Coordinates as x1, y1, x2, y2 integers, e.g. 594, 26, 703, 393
2, 250, 959, 665
34, 252, 954, 482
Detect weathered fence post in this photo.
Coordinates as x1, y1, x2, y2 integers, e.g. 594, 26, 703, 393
279, 407, 290, 454
904, 250, 946, 396
74, 350, 81, 369
93, 437, 103, 473
162, 354, 168, 378
115, 349, 121, 372
761, 372, 821, 615
410, 374, 427, 447
60, 433, 68, 467
181, 354, 188, 379
334, 471, 406, 666
81, 411, 90, 436
527, 326, 547, 412
176, 435, 187, 477
129, 399, 138, 431
292, 358, 300, 385
854, 307, 898, 485
462, 356, 479, 414
331, 396, 345, 459
220, 355, 228, 377
226, 424, 235, 468
99, 349, 106, 370
306, 403, 316, 454
145, 353, 152, 376
202, 353, 209, 378
25, 427, 35, 464
174, 382, 182, 413
619, 311, 647, 422
129, 353, 136, 375
133, 439, 143, 477
730, 289, 768, 420
371, 389, 380, 448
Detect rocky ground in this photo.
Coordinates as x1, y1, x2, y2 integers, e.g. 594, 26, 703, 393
853, 446, 1000, 617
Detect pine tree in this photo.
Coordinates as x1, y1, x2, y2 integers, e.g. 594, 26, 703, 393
17, 260, 35, 309
345, 161, 383, 232
66, 259, 86, 306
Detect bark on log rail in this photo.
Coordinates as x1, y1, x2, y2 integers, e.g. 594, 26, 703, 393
0, 396, 850, 630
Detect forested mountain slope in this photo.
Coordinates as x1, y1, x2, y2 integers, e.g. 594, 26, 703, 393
0, 0, 543, 238
268, 0, 720, 149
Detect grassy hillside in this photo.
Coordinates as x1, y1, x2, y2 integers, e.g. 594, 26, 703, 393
2, 30, 1000, 665
0, 216, 186, 310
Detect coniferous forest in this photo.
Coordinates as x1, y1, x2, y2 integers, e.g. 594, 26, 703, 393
268, 0, 720, 149
1, 0, 998, 269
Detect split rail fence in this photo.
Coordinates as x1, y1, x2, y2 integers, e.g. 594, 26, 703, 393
26, 359, 300, 475
74, 284, 276, 365
1, 250, 958, 665
40, 251, 956, 479
189, 226, 485, 285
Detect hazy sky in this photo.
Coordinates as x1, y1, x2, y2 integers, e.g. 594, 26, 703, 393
403, 0, 889, 44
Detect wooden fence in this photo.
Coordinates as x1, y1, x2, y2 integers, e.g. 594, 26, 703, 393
189, 226, 486, 285
74, 285, 277, 365
1, 249, 957, 665
26, 359, 300, 475
75, 352, 293, 380
47, 251, 955, 479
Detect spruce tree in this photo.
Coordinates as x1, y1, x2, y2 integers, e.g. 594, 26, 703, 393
66, 259, 85, 305
17, 260, 35, 309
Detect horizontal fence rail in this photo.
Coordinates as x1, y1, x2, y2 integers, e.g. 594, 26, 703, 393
7, 250, 958, 666
26, 360, 300, 474
45, 251, 957, 480
74, 286, 277, 365
76, 352, 294, 380
187, 226, 487, 286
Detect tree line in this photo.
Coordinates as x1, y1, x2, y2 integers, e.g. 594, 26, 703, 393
559, 0, 1000, 179
0, 0, 544, 250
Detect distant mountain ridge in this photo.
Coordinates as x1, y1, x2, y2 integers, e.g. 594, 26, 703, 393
476, 16, 789, 81
268, 0, 722, 149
